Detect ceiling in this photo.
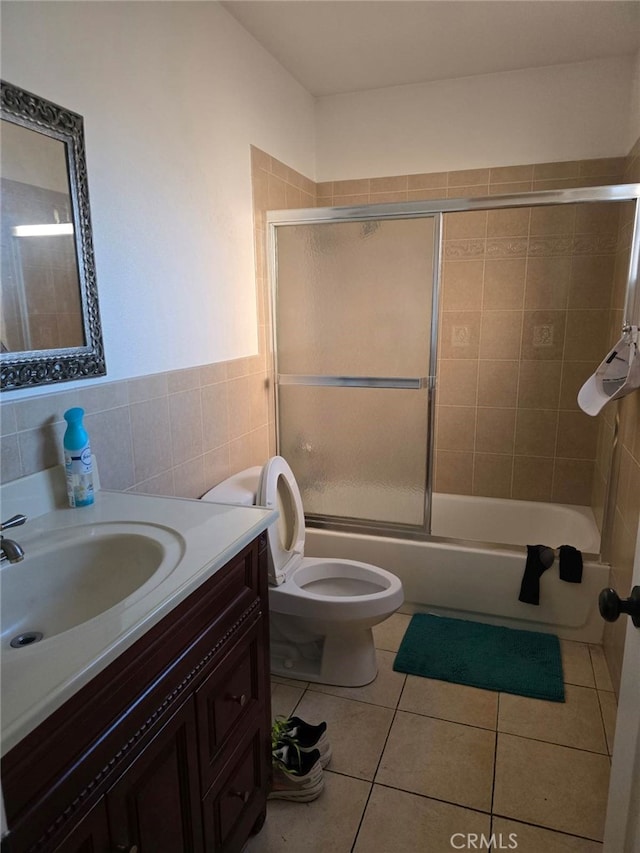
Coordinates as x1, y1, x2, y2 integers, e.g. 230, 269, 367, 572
221, 0, 640, 97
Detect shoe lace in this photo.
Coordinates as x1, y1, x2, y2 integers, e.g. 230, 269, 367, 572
271, 715, 291, 749
271, 716, 302, 767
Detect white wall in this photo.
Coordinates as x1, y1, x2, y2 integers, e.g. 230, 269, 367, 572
1, 1, 316, 399
315, 56, 636, 181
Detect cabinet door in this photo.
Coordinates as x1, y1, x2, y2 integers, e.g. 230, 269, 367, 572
196, 617, 265, 792
51, 798, 110, 853
107, 696, 203, 853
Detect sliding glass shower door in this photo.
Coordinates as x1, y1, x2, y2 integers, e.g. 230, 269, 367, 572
271, 214, 439, 532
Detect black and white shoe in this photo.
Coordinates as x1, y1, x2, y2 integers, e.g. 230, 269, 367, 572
269, 745, 324, 801
273, 715, 332, 768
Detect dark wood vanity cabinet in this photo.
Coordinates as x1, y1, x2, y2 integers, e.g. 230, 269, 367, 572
1, 533, 272, 853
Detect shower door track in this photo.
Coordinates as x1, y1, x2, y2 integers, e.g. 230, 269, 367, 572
267, 182, 640, 544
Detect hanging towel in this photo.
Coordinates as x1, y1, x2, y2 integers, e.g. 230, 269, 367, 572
559, 545, 583, 583
518, 545, 555, 605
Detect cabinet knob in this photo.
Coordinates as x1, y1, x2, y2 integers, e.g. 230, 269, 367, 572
228, 693, 247, 706
229, 789, 250, 803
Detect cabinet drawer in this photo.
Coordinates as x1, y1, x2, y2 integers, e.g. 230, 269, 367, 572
196, 617, 265, 791
202, 724, 268, 853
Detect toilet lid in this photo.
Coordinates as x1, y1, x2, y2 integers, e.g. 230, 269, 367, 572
258, 456, 305, 579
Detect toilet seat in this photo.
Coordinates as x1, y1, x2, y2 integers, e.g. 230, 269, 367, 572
270, 556, 404, 621
259, 455, 403, 614
258, 456, 306, 584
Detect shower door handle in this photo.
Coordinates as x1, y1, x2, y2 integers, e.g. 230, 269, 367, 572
277, 374, 429, 390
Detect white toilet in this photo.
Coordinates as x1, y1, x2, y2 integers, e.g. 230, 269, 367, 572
202, 456, 404, 687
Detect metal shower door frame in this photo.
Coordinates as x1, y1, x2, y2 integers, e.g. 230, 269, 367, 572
266, 183, 640, 543
268, 209, 442, 537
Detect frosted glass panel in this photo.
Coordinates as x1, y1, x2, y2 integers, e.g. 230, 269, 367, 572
276, 218, 435, 376
278, 385, 429, 526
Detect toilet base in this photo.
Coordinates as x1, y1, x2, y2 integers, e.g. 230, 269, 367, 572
270, 627, 379, 687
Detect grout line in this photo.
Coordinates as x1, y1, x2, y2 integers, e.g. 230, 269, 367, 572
365, 779, 493, 816
586, 642, 600, 690
350, 663, 406, 851
490, 693, 500, 822
471, 215, 489, 498
349, 779, 374, 851
496, 727, 609, 757
303, 685, 400, 713
489, 813, 606, 845
386, 703, 498, 734
595, 688, 615, 758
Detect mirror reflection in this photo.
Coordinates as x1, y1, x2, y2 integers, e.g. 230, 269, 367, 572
0, 80, 105, 391
1, 120, 85, 352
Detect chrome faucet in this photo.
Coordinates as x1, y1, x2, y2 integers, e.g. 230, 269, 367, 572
1, 514, 27, 563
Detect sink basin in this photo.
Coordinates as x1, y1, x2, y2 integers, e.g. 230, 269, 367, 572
1, 522, 185, 647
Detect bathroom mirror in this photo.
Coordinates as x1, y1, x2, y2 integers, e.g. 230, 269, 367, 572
1, 80, 105, 390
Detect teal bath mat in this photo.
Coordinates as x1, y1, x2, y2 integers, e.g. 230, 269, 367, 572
393, 614, 564, 702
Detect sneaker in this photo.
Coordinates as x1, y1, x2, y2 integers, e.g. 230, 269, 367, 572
272, 715, 332, 768
269, 745, 324, 801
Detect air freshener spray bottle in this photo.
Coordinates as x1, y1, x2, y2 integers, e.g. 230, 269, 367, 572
63, 407, 94, 507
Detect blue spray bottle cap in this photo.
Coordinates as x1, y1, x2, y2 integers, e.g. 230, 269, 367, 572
63, 408, 88, 452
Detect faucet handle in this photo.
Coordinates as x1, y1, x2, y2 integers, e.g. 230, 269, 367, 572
1, 514, 27, 531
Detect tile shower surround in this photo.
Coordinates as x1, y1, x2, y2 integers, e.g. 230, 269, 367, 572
1, 143, 638, 693
318, 158, 629, 507
436, 202, 623, 506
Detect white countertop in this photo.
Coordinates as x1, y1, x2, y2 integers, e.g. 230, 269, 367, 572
0, 488, 276, 756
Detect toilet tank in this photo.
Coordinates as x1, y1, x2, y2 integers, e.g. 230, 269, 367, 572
201, 466, 262, 506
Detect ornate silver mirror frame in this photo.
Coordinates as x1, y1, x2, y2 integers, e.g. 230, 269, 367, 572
1, 80, 106, 390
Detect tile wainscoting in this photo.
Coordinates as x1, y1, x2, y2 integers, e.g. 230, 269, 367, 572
1, 357, 272, 500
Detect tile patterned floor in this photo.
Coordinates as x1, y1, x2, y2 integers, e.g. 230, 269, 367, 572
247, 613, 616, 853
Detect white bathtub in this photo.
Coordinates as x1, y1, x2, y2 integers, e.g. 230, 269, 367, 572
305, 493, 609, 643
430, 492, 601, 552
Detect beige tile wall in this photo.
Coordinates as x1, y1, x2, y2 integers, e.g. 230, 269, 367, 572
602, 136, 640, 694
438, 198, 624, 504
317, 158, 627, 206
250, 145, 316, 388
1, 358, 271, 498
318, 158, 627, 505
591, 196, 636, 531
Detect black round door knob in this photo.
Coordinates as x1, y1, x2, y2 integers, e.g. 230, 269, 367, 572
599, 586, 640, 628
